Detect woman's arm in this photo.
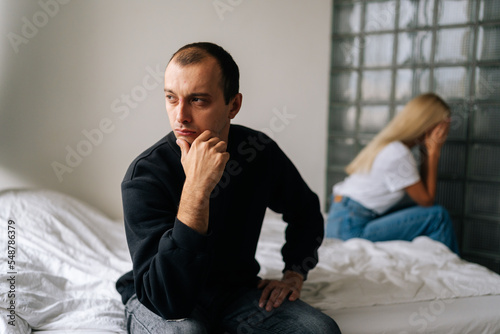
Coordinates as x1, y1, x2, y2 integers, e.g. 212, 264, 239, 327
405, 120, 449, 206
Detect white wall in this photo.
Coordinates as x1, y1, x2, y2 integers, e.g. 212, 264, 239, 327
0, 0, 332, 219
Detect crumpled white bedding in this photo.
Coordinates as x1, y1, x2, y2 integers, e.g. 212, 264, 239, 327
0, 189, 131, 334
256, 210, 500, 315
1, 189, 500, 334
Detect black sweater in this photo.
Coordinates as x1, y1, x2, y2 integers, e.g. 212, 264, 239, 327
116, 125, 324, 319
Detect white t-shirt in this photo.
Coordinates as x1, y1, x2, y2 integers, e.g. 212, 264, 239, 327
333, 141, 420, 214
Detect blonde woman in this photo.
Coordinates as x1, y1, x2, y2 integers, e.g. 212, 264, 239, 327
326, 93, 459, 254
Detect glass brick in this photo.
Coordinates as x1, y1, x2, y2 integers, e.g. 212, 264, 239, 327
434, 67, 469, 99
472, 104, 500, 140
436, 180, 465, 213
399, 0, 419, 28
415, 68, 431, 94
395, 69, 413, 100
475, 66, 500, 100
358, 105, 391, 134
327, 170, 348, 191
397, 33, 413, 64
397, 31, 433, 64
462, 254, 500, 274
451, 216, 462, 246
365, 0, 397, 32
477, 25, 500, 62
479, 0, 500, 21
438, 142, 466, 177
466, 182, 500, 216
361, 70, 392, 101
399, 0, 436, 27
331, 71, 358, 102
435, 28, 473, 63
363, 34, 394, 67
328, 137, 357, 167
418, 0, 436, 26
469, 144, 500, 180
447, 102, 469, 140
437, 0, 473, 25
329, 105, 357, 134
333, 3, 362, 33
464, 218, 500, 253
332, 37, 360, 67
394, 104, 406, 114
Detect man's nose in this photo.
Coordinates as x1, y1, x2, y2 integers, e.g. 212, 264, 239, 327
176, 100, 192, 123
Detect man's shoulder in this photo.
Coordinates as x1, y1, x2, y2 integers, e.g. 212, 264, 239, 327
230, 124, 262, 137
123, 132, 179, 182
229, 124, 276, 148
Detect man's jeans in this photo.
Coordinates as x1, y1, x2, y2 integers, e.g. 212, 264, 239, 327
125, 287, 341, 334
326, 196, 459, 255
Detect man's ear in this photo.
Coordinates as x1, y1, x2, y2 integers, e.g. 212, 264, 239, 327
228, 93, 242, 119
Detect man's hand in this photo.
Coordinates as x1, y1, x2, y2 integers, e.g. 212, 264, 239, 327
176, 130, 229, 234
177, 130, 229, 194
258, 270, 304, 312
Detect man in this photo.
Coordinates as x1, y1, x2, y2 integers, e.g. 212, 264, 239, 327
116, 42, 341, 334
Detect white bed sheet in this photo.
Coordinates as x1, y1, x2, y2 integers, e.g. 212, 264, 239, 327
329, 295, 500, 334
257, 210, 500, 333
0, 189, 130, 334
1, 189, 500, 334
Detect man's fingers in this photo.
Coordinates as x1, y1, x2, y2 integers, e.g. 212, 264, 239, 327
288, 288, 300, 301
258, 282, 272, 308
263, 286, 279, 311
212, 139, 228, 152
176, 138, 190, 157
196, 129, 214, 141
269, 288, 289, 310
259, 282, 297, 311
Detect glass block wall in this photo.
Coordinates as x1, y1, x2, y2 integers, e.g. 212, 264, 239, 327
327, 0, 500, 273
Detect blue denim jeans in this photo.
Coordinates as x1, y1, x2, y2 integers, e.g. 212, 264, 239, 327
125, 287, 341, 334
326, 197, 459, 255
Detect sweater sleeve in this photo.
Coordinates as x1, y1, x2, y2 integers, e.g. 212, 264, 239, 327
266, 140, 324, 280
121, 174, 211, 319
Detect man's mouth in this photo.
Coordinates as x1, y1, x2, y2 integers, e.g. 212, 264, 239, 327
175, 128, 197, 137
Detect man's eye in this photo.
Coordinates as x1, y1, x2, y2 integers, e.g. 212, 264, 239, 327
192, 97, 206, 104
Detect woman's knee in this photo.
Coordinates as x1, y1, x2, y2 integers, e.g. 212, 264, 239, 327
429, 205, 452, 223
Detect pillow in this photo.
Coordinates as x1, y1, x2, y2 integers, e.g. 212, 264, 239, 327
0, 189, 132, 333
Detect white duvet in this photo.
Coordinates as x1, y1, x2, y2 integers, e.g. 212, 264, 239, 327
1, 189, 500, 333
0, 189, 131, 334
257, 211, 500, 315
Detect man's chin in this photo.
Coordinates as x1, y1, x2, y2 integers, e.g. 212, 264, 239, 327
175, 134, 196, 145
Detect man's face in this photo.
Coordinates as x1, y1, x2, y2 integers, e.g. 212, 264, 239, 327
164, 56, 240, 144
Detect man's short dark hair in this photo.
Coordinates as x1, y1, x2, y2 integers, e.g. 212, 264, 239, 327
169, 42, 239, 105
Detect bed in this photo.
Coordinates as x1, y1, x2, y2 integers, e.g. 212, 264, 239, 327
1, 188, 500, 334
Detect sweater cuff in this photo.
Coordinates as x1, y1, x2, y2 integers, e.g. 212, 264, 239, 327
283, 265, 310, 281
171, 218, 210, 253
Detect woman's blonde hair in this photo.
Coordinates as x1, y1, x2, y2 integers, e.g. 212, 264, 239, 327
345, 93, 451, 175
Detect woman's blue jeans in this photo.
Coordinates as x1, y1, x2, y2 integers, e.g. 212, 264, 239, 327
125, 287, 341, 334
326, 197, 459, 255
